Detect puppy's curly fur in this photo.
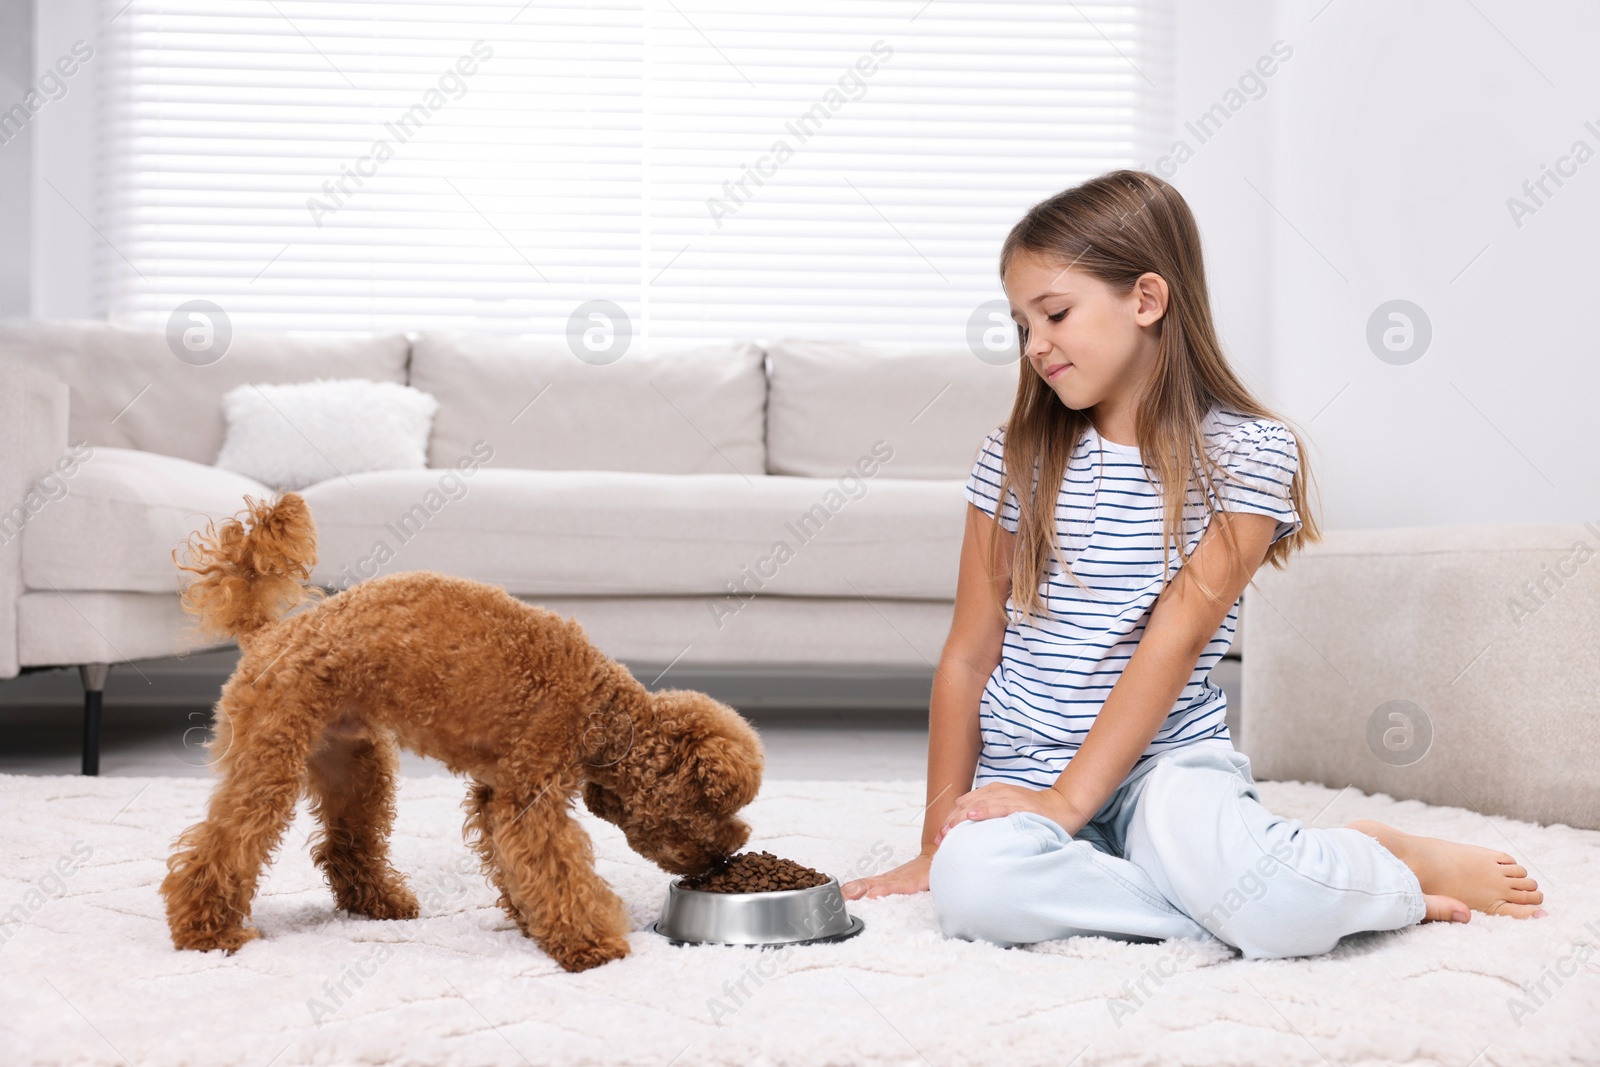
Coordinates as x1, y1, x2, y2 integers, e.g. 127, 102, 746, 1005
160, 493, 763, 972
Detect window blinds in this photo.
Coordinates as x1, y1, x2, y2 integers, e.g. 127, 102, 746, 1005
99, 0, 1173, 343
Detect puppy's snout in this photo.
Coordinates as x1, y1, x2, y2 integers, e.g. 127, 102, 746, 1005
662, 818, 750, 876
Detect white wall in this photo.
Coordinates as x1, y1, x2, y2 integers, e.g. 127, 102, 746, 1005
28, 0, 97, 321
1165, 1, 1279, 413
1261, 0, 1599, 530
1168, 1, 1599, 531
0, 0, 34, 318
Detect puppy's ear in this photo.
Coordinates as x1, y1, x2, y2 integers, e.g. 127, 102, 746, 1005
692, 732, 764, 814
582, 781, 626, 825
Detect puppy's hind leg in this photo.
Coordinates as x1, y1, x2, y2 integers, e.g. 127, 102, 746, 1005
464, 780, 529, 938
464, 781, 631, 972
161, 685, 314, 953
306, 728, 419, 921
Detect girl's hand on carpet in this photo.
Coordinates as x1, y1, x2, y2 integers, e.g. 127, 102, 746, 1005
934, 783, 1079, 846
841, 852, 932, 899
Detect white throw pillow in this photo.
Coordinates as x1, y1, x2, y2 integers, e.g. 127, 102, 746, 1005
215, 378, 440, 490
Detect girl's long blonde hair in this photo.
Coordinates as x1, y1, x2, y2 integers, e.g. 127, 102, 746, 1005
989, 169, 1321, 623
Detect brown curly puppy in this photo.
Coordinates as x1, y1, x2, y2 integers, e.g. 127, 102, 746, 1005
160, 493, 763, 972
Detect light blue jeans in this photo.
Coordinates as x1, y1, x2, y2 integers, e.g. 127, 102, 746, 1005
928, 742, 1427, 959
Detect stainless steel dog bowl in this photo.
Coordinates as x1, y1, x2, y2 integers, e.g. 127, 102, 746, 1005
652, 876, 865, 947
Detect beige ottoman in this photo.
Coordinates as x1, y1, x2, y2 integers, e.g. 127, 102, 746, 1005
1239, 523, 1600, 831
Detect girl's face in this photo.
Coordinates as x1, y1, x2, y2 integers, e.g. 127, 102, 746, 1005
1002, 250, 1167, 415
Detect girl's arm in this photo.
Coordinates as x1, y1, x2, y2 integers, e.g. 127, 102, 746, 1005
841, 503, 1012, 899
936, 509, 1281, 841
921, 503, 1013, 851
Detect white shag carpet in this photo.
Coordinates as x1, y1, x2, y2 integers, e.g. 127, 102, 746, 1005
2, 774, 1598, 1067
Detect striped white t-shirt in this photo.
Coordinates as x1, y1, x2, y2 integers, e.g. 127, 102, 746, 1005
963, 406, 1302, 790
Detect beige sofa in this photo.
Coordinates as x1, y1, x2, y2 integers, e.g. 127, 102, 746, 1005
0, 322, 1018, 771
10, 320, 1587, 831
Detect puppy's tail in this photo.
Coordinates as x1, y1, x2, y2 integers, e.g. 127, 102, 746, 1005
174, 493, 321, 644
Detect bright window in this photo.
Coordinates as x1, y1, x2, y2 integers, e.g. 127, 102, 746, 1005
100, 0, 1172, 343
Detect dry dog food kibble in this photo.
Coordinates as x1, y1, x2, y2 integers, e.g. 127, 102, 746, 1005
680, 850, 829, 893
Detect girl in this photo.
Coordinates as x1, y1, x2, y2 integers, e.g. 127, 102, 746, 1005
840, 170, 1545, 959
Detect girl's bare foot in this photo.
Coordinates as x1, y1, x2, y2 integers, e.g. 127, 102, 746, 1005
1346, 819, 1547, 922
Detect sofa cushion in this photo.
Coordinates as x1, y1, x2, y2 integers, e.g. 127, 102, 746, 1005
408, 333, 766, 476
21, 447, 271, 593
0, 321, 410, 465
765, 339, 1018, 479
297, 466, 964, 601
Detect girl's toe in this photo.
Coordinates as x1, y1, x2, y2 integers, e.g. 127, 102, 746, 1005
1422, 894, 1470, 924
1488, 901, 1544, 919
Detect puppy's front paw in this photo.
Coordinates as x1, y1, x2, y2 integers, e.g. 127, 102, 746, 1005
172, 923, 259, 954
547, 934, 631, 973
342, 883, 421, 921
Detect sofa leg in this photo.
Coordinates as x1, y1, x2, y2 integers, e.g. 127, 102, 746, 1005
79, 663, 109, 776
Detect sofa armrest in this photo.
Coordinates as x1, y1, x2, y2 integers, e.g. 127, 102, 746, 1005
0, 364, 71, 678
